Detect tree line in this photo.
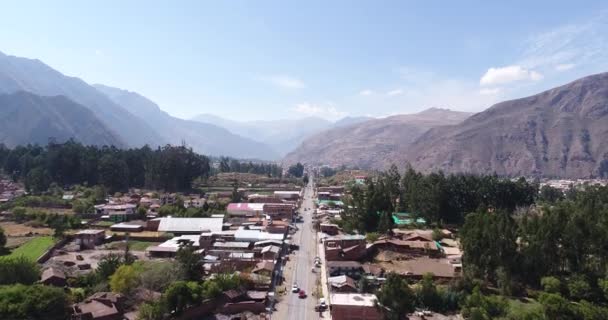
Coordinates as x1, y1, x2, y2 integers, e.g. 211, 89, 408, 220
0, 140, 211, 193
216, 156, 282, 177
340, 165, 537, 234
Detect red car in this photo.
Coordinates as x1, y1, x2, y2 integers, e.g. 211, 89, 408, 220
298, 290, 307, 298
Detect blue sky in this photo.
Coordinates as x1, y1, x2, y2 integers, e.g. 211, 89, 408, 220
1, 1, 608, 121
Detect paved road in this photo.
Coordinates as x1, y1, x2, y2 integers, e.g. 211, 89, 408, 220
285, 176, 318, 320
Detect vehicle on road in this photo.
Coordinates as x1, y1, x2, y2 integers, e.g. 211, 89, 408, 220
311, 267, 315, 272
298, 290, 307, 298
319, 298, 327, 308
292, 284, 299, 293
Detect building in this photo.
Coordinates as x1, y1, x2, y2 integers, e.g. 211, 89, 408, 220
75, 229, 106, 249
328, 275, 358, 293
246, 194, 283, 203
320, 223, 339, 235
370, 239, 441, 257
327, 261, 364, 278
109, 223, 144, 232
234, 227, 284, 242
263, 203, 295, 220
273, 191, 300, 201
94, 204, 137, 222
148, 217, 224, 235
330, 293, 382, 320
72, 292, 124, 320
40, 267, 66, 287
324, 235, 367, 261
226, 203, 265, 217
146, 235, 201, 257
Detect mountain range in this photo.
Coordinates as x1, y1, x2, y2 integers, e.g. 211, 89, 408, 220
1, 50, 608, 178
405, 72, 608, 178
283, 108, 472, 168
191, 114, 372, 156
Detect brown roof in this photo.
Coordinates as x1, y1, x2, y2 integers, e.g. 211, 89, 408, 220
362, 264, 383, 276
41, 267, 65, 282
253, 261, 275, 273
373, 239, 439, 251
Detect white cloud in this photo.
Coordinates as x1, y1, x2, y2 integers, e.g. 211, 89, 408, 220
480, 65, 543, 86
555, 63, 576, 71
387, 89, 404, 96
94, 49, 104, 56
260, 75, 305, 89
479, 88, 501, 95
359, 89, 374, 96
293, 102, 347, 119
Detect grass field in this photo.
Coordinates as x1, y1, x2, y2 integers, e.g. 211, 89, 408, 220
2, 236, 55, 261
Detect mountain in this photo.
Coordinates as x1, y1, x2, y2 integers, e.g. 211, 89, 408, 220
333, 116, 373, 128
0, 91, 123, 147
406, 72, 608, 178
283, 108, 472, 168
192, 114, 373, 156
94, 85, 280, 160
191, 114, 334, 156
0, 51, 164, 147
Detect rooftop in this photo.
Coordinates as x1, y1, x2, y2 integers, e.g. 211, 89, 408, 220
156, 217, 223, 233
330, 293, 377, 307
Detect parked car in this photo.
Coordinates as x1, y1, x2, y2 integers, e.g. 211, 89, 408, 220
298, 290, 307, 298
292, 284, 299, 293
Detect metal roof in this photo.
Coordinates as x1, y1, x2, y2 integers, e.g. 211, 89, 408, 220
157, 217, 223, 233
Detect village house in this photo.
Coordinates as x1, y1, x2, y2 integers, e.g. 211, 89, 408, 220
94, 204, 137, 222
146, 234, 201, 258
330, 293, 382, 320
75, 229, 105, 250
320, 223, 340, 235
328, 275, 358, 293
370, 239, 441, 257
226, 203, 265, 218
326, 260, 364, 278
40, 267, 66, 287
147, 217, 224, 235
71, 292, 124, 320
324, 234, 367, 261
263, 203, 295, 220
273, 190, 301, 201
246, 194, 283, 203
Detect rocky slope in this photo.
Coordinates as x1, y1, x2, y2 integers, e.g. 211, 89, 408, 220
283, 108, 472, 168
0, 91, 123, 147
406, 72, 608, 178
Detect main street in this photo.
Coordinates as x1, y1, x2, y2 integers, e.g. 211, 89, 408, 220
284, 175, 319, 320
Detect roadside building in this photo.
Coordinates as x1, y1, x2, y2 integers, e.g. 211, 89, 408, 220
72, 292, 124, 320
95, 204, 137, 222
226, 203, 265, 217
273, 191, 300, 201
263, 203, 295, 220
327, 261, 364, 278
147, 217, 224, 235
330, 293, 382, 320
146, 235, 201, 258
328, 275, 358, 293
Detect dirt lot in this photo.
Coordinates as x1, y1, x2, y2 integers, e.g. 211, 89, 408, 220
0, 221, 53, 237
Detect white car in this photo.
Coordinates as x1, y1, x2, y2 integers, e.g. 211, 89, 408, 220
292, 284, 300, 293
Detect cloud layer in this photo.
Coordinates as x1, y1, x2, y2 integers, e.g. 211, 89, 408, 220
480, 65, 543, 86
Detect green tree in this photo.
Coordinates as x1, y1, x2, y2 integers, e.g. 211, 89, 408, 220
176, 243, 202, 281
375, 273, 415, 320
25, 167, 51, 194
137, 299, 166, 320
567, 275, 591, 301
164, 281, 199, 314
541, 276, 562, 294
96, 253, 123, 280
0, 256, 41, 285
539, 292, 574, 320
0, 226, 6, 252
288, 163, 304, 178
110, 263, 142, 294
98, 154, 130, 193
0, 284, 68, 320
416, 273, 439, 310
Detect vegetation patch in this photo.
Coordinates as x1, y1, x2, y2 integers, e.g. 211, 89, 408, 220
2, 236, 55, 261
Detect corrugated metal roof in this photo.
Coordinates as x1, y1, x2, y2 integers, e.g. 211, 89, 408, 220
157, 217, 223, 233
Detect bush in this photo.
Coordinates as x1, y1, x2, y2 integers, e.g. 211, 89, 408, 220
0, 256, 41, 285
541, 276, 561, 294
0, 284, 68, 320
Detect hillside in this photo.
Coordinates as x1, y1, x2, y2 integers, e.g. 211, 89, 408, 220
283, 108, 472, 168
192, 114, 338, 156
94, 85, 280, 160
0, 91, 123, 147
0, 51, 164, 147
406, 72, 608, 178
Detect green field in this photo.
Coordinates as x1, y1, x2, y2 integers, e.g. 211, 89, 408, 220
3, 236, 55, 261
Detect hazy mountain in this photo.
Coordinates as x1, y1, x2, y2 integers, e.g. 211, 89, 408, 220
94, 85, 280, 160
283, 108, 472, 168
0, 51, 164, 147
192, 114, 372, 156
0, 91, 123, 147
406, 72, 608, 178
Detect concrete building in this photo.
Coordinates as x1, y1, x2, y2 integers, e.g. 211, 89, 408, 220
330, 293, 382, 320
75, 229, 105, 249
148, 217, 224, 235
